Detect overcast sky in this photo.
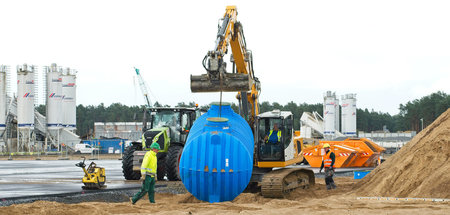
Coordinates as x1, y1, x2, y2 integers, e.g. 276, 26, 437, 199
1, 0, 449, 115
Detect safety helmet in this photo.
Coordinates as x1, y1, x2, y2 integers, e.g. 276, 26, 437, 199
322, 143, 331, 148
150, 142, 161, 150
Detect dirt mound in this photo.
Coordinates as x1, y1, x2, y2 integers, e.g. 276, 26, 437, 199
355, 108, 450, 198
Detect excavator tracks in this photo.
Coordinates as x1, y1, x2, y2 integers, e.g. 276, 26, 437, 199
260, 168, 315, 198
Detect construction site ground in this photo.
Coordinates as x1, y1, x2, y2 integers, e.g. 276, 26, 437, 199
1, 176, 449, 215
0, 159, 448, 214
0, 158, 370, 198
2, 107, 449, 214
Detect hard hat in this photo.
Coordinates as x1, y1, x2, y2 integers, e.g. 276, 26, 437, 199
150, 142, 161, 150
322, 143, 331, 148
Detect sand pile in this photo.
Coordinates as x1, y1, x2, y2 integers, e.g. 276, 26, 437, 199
355, 108, 450, 198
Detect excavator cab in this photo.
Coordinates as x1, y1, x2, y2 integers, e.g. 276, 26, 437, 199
257, 117, 284, 161
255, 110, 296, 165
253, 110, 315, 198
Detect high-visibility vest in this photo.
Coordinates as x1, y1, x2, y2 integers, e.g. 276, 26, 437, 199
141, 150, 157, 177
323, 150, 335, 168
268, 130, 282, 142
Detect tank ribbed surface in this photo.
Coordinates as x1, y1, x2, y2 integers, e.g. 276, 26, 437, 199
180, 103, 254, 203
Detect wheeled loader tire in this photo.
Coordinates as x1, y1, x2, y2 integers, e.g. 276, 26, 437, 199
157, 152, 167, 180
122, 145, 141, 180
166, 144, 183, 181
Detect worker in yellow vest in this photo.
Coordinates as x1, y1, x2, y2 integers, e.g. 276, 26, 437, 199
264, 123, 281, 144
131, 142, 160, 204
319, 143, 337, 190
263, 123, 282, 158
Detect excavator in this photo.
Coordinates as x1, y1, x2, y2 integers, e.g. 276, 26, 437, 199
190, 6, 315, 198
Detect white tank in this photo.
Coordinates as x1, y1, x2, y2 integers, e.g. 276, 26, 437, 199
0, 66, 8, 131
341, 94, 357, 136
323, 91, 337, 138
62, 68, 76, 130
334, 98, 340, 133
46, 64, 63, 129
17, 64, 35, 128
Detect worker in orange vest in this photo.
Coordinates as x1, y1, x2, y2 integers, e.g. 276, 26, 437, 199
319, 143, 337, 190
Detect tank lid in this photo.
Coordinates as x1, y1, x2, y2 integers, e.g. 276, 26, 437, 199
207, 117, 229, 122
210, 102, 231, 106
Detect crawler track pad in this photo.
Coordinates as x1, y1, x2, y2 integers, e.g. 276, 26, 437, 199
260, 168, 315, 198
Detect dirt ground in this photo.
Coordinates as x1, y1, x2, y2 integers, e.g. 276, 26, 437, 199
0, 154, 122, 161
1, 177, 449, 215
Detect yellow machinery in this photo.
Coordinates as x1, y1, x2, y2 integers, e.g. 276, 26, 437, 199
190, 6, 315, 198
75, 157, 106, 189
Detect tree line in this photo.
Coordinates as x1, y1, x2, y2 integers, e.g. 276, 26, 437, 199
36, 91, 449, 137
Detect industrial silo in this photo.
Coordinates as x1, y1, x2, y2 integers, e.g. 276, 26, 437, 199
0, 65, 7, 153
45, 63, 63, 130
323, 91, 337, 139
17, 64, 36, 151
334, 97, 340, 133
62, 68, 76, 130
341, 94, 357, 136
0, 66, 7, 131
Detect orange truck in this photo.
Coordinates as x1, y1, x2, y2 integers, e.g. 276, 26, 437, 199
301, 138, 385, 168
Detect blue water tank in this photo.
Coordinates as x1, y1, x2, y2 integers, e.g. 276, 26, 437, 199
180, 103, 254, 203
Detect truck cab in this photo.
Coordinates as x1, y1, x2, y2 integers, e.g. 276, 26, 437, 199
147, 107, 198, 151
123, 107, 200, 181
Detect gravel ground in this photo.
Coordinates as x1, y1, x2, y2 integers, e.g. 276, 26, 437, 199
0, 182, 188, 207
0, 174, 359, 207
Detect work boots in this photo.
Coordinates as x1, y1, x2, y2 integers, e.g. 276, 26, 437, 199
326, 184, 332, 190
330, 182, 337, 189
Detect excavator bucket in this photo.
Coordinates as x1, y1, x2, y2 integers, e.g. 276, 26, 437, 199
190, 73, 252, 92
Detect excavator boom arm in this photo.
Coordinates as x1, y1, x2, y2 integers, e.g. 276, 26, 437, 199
191, 6, 260, 126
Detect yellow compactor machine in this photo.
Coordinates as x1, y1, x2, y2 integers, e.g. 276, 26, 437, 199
75, 157, 106, 189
